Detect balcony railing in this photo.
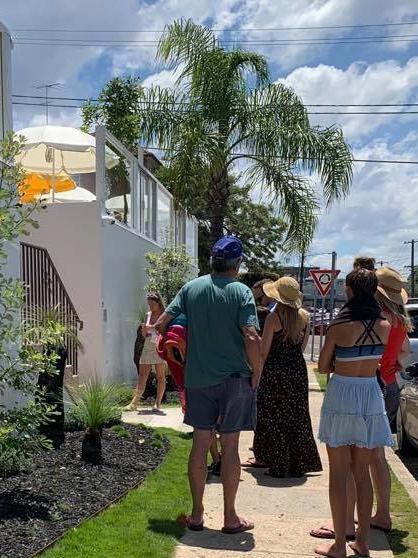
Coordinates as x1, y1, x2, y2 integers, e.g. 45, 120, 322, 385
20, 242, 83, 375
95, 126, 198, 261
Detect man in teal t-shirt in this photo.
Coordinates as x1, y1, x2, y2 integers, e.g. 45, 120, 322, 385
155, 236, 261, 535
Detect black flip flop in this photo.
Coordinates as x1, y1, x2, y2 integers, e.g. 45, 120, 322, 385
185, 518, 204, 531
310, 526, 356, 541
221, 521, 254, 535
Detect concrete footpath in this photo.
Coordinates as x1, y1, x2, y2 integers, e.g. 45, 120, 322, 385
124, 367, 394, 558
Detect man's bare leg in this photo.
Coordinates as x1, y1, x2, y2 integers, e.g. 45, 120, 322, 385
220, 431, 253, 531
370, 447, 392, 530
188, 429, 213, 524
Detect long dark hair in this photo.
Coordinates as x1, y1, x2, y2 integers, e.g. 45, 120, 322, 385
331, 269, 382, 325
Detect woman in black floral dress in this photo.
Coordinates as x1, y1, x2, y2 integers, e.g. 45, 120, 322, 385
252, 277, 322, 478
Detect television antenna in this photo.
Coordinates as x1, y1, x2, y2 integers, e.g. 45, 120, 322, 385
34, 82, 61, 124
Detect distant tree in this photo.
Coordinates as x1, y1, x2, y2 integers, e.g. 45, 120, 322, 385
407, 266, 418, 297
145, 240, 193, 306
198, 184, 287, 274
81, 76, 143, 153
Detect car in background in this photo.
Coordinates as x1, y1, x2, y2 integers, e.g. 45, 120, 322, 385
396, 303, 418, 454
404, 303, 418, 368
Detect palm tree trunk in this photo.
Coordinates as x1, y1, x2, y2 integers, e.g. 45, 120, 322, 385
209, 168, 230, 245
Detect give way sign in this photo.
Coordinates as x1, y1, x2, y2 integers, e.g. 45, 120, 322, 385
309, 269, 340, 297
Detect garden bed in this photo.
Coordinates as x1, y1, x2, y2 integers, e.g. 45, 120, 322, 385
0, 424, 168, 558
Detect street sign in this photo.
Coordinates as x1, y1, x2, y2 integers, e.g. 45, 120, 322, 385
309, 269, 340, 297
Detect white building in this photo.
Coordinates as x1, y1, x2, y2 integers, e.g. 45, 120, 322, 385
25, 128, 198, 383
1, 22, 198, 386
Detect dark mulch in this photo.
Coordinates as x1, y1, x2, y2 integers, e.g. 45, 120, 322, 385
0, 424, 168, 558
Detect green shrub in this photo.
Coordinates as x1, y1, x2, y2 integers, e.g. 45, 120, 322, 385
113, 385, 135, 407
0, 445, 30, 478
110, 424, 131, 439
67, 380, 122, 430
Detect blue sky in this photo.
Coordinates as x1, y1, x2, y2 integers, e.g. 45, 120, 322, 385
3, 0, 418, 273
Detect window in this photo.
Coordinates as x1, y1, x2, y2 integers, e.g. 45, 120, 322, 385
142, 175, 153, 239
186, 217, 197, 259
157, 186, 172, 244
105, 141, 133, 228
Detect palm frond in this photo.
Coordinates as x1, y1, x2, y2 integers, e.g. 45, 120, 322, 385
245, 159, 319, 252
157, 18, 216, 79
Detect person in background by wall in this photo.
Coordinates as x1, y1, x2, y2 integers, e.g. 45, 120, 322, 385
155, 236, 261, 534
125, 293, 167, 413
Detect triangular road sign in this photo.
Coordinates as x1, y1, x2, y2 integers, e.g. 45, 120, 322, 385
309, 269, 341, 297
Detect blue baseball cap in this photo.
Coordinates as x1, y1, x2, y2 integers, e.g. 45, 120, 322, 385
211, 236, 243, 261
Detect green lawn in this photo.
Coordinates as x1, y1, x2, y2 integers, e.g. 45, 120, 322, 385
42, 428, 191, 558
389, 470, 418, 557
313, 367, 328, 392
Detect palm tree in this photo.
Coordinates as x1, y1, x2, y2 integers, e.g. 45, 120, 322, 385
139, 19, 353, 249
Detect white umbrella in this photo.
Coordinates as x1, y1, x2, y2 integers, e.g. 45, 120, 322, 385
16, 125, 119, 175
106, 194, 131, 210
39, 187, 97, 204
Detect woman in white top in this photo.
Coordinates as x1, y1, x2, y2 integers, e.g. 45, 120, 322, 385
126, 293, 166, 412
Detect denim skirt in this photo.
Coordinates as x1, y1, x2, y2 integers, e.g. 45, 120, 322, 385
319, 374, 393, 449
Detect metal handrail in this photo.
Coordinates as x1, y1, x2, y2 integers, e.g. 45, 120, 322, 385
20, 242, 82, 375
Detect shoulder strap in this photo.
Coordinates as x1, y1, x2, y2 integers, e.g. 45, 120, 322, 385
354, 320, 382, 345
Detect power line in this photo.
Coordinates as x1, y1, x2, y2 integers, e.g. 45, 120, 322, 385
12, 94, 418, 108
10, 19, 418, 33
13, 37, 418, 48
12, 100, 418, 115
144, 145, 418, 165
13, 32, 418, 43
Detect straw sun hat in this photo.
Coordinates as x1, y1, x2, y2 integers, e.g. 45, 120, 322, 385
262, 276, 303, 309
376, 267, 408, 306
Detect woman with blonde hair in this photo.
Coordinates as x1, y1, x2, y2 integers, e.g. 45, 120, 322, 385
247, 277, 322, 478
369, 267, 411, 532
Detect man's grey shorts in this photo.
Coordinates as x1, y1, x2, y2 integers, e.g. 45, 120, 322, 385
184, 375, 257, 433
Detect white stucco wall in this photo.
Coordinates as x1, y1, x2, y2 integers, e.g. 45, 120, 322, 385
28, 202, 105, 378
100, 223, 161, 383
26, 203, 163, 384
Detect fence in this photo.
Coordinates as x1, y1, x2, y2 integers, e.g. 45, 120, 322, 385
20, 242, 82, 375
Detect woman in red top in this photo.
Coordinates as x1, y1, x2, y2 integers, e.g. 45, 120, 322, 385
370, 267, 411, 532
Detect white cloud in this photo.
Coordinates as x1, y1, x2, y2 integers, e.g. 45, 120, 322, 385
239, 0, 418, 69
279, 57, 418, 142
309, 135, 418, 272
142, 68, 182, 90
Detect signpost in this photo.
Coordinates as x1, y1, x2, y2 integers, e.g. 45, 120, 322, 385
309, 268, 341, 355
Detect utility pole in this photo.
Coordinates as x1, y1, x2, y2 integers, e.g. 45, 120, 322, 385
377, 260, 389, 267
405, 240, 416, 298
329, 251, 337, 315
299, 251, 305, 292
